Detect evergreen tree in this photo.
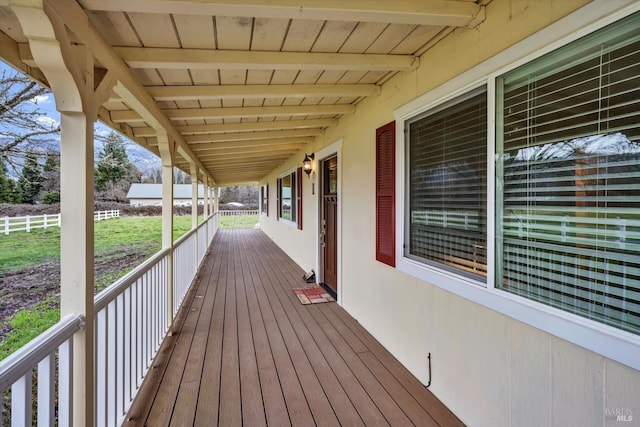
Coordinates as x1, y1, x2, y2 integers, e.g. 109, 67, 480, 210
0, 159, 16, 203
42, 151, 59, 190
39, 151, 60, 203
95, 132, 130, 191
17, 152, 44, 203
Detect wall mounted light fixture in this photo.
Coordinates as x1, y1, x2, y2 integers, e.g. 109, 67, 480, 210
303, 153, 314, 177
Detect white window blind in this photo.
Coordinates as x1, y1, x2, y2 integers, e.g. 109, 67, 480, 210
496, 12, 640, 334
406, 89, 487, 280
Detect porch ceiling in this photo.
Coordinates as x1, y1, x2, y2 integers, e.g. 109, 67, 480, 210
0, 0, 487, 185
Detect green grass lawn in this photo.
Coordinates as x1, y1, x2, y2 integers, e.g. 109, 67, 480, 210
0, 213, 259, 359
0, 215, 198, 273
0, 215, 201, 360
218, 214, 259, 229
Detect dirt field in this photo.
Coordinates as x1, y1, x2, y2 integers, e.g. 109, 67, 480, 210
0, 246, 150, 342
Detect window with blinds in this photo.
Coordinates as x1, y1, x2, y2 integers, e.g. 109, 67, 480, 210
279, 171, 297, 223
496, 11, 640, 334
406, 88, 487, 281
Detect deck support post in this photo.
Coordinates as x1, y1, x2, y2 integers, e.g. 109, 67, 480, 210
190, 163, 199, 270
213, 184, 219, 213
158, 134, 175, 333
201, 171, 209, 219
9, 2, 115, 424
201, 171, 209, 244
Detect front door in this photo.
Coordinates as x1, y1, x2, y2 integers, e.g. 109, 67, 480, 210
321, 156, 338, 293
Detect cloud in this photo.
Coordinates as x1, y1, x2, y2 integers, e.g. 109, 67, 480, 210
29, 94, 51, 105
36, 116, 59, 128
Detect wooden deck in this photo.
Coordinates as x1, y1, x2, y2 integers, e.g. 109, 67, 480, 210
125, 228, 463, 427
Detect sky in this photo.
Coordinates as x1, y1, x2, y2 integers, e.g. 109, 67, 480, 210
1, 61, 161, 172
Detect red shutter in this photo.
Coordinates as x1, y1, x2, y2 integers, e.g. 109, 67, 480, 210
266, 183, 269, 216
277, 178, 282, 218
296, 167, 303, 230
376, 121, 396, 267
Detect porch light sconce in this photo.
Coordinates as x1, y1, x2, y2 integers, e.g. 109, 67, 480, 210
303, 153, 315, 177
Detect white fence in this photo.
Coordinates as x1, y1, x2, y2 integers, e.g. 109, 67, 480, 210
94, 210, 120, 222
0, 212, 218, 426
218, 209, 259, 228
2, 210, 120, 235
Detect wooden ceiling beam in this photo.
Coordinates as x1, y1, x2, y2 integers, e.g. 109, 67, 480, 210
133, 119, 337, 137
111, 104, 354, 122
191, 139, 306, 151
80, 0, 485, 27
145, 84, 379, 101
184, 129, 321, 144
113, 47, 418, 71
205, 159, 288, 169
151, 136, 309, 148
193, 143, 304, 156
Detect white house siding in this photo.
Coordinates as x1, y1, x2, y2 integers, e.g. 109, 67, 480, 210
260, 1, 640, 425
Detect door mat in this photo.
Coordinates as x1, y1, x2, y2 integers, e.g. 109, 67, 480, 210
293, 286, 335, 305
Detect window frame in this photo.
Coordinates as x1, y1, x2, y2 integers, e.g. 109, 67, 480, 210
260, 184, 268, 215
394, 1, 640, 372
278, 168, 298, 227
404, 87, 488, 281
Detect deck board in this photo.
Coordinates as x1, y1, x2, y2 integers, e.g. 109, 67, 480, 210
125, 228, 464, 426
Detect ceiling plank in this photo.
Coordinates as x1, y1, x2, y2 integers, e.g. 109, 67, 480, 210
113, 47, 418, 71
110, 104, 355, 122
80, 0, 484, 28
145, 84, 380, 101
133, 118, 337, 137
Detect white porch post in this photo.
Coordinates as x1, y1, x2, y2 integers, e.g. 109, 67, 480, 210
213, 185, 220, 212
59, 111, 96, 426
158, 135, 175, 332
190, 164, 199, 230
9, 3, 115, 425
202, 171, 209, 220
190, 163, 199, 270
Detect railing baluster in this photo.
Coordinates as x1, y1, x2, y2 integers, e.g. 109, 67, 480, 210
116, 294, 125, 421
107, 302, 116, 427
58, 337, 73, 427
96, 308, 107, 425
124, 287, 132, 410
11, 373, 32, 427
37, 353, 55, 426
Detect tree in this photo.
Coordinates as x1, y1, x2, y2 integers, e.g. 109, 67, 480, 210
39, 151, 60, 203
174, 168, 190, 184
95, 131, 142, 201
0, 159, 17, 203
0, 69, 60, 172
95, 131, 131, 191
17, 152, 44, 203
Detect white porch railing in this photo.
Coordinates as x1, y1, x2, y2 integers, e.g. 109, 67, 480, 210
218, 209, 259, 217
218, 209, 259, 228
2, 210, 120, 235
0, 212, 218, 426
0, 313, 85, 426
